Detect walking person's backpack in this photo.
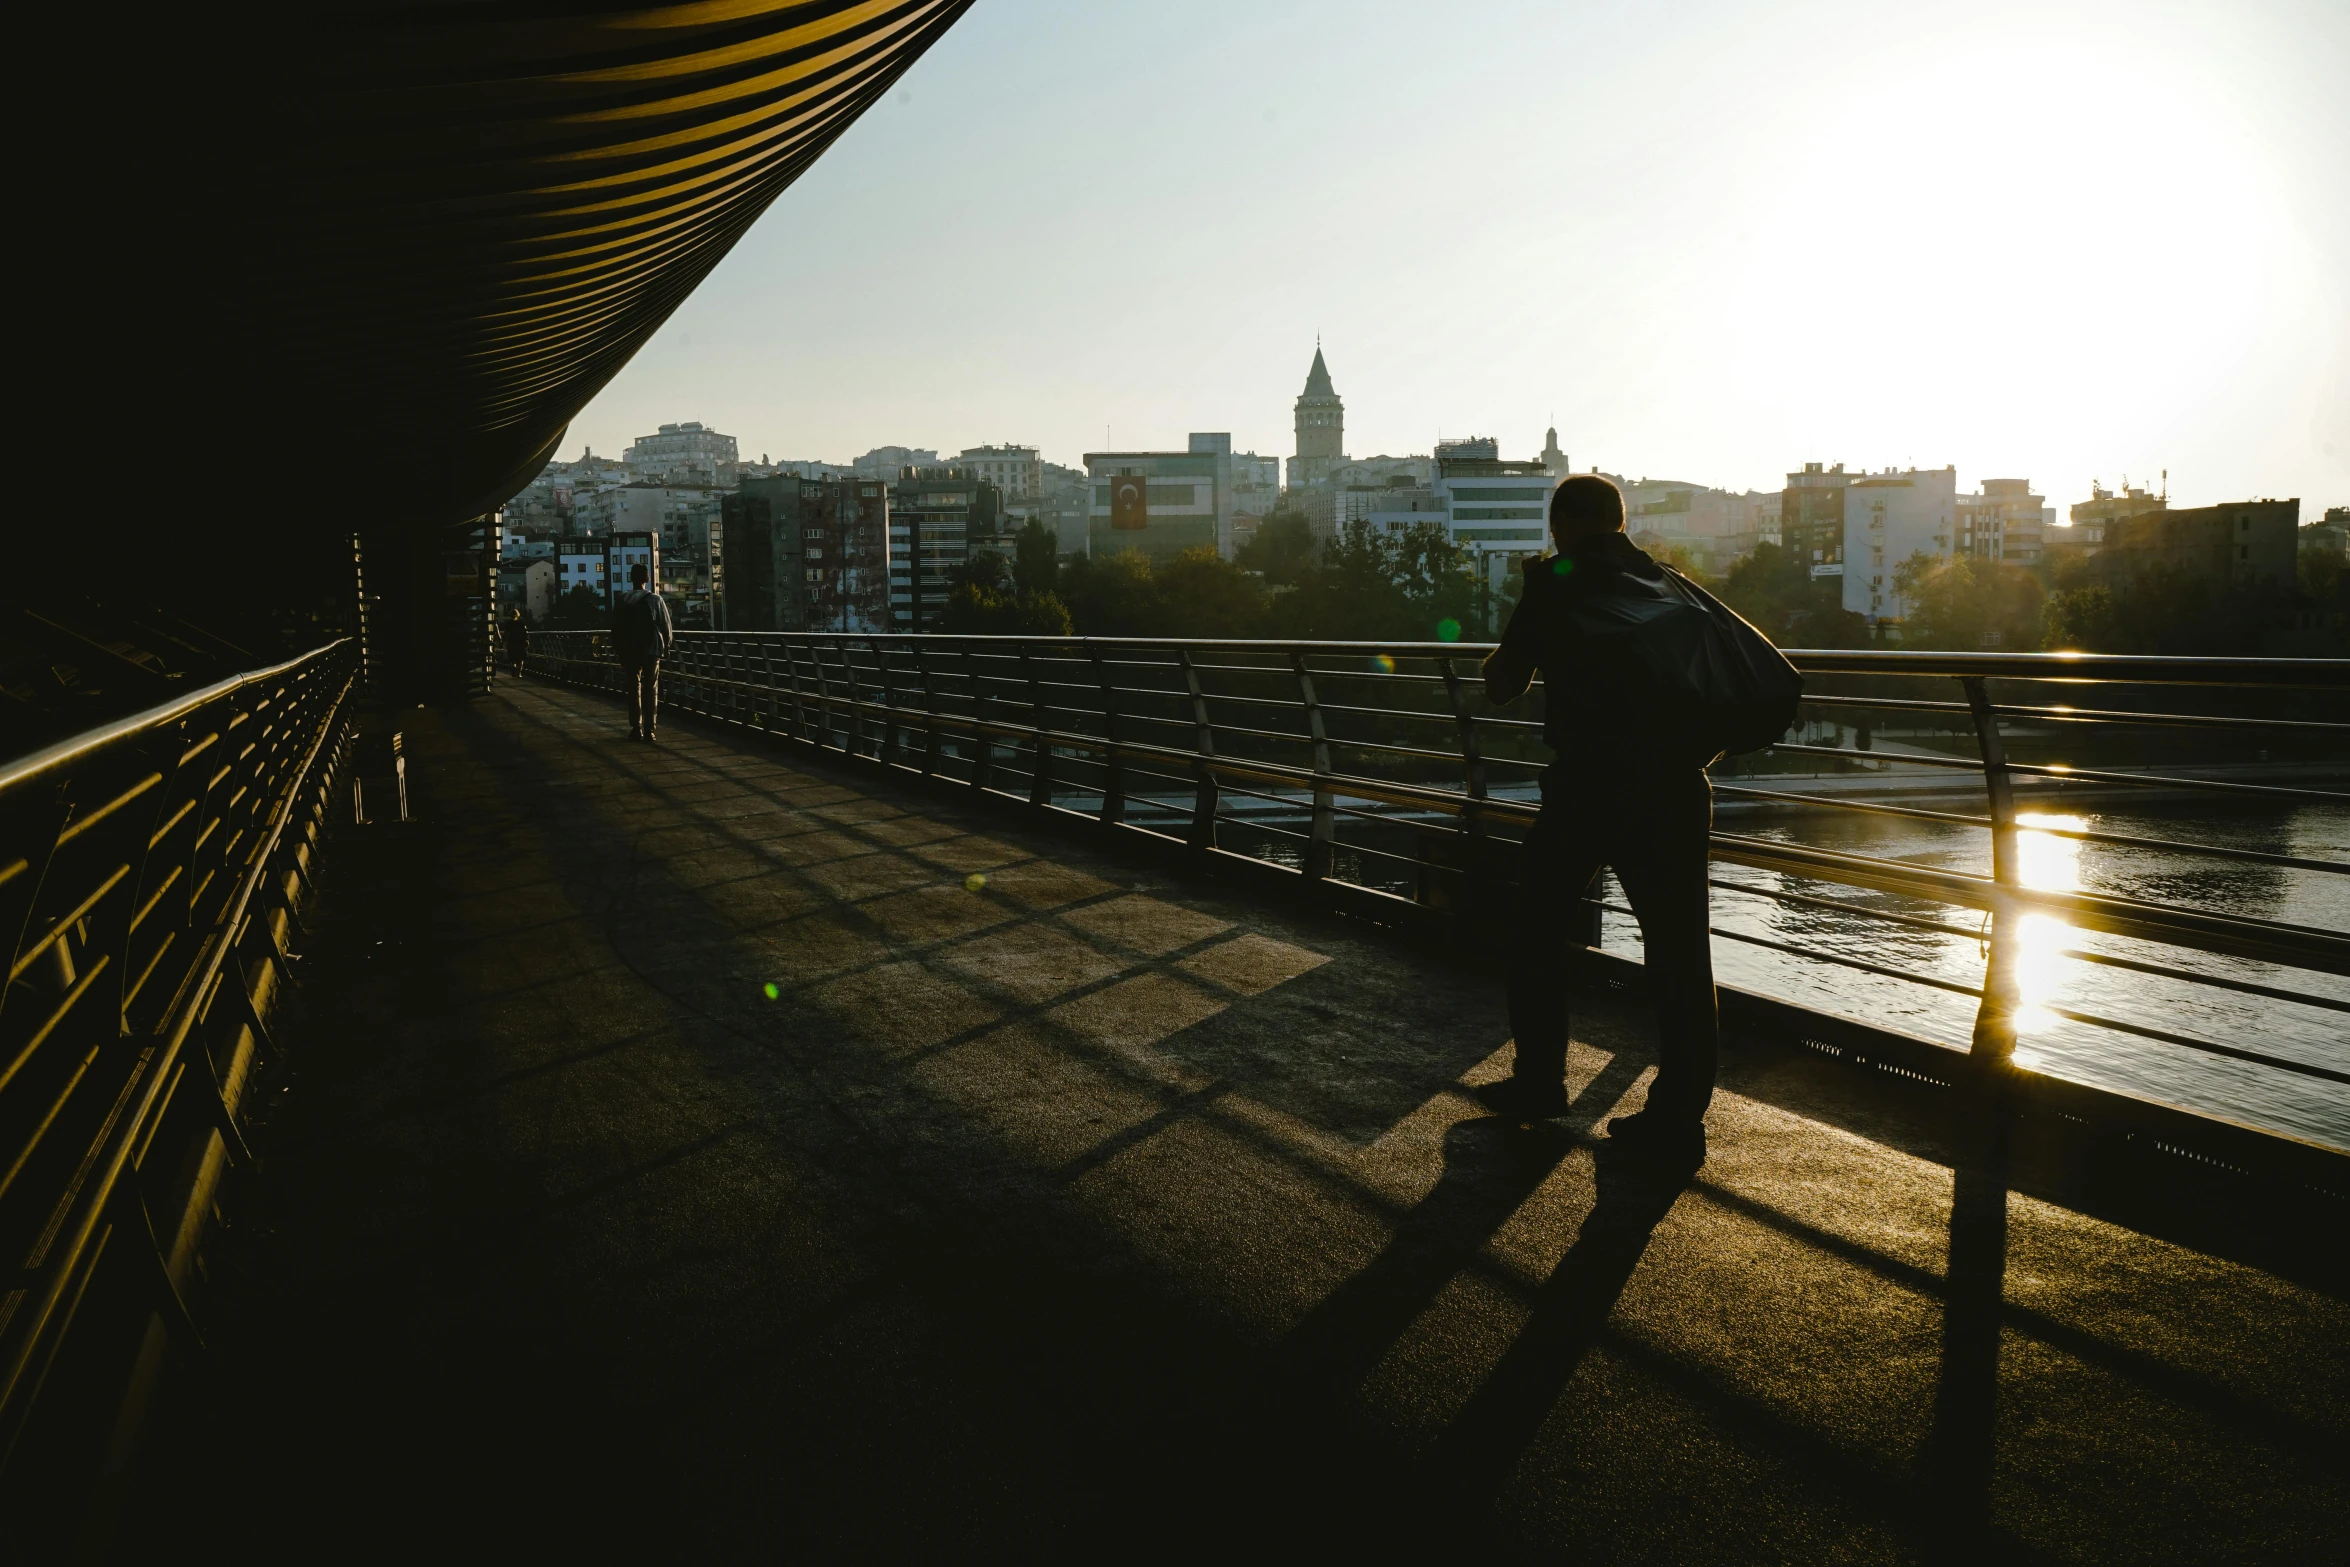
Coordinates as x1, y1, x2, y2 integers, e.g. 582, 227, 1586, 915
1554, 554, 1803, 759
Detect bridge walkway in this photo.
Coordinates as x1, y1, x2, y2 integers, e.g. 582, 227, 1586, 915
126, 679, 2347, 1561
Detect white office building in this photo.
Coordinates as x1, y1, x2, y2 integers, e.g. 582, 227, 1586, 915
1433, 443, 1560, 587
956, 444, 1043, 500
622, 421, 738, 486
1842, 466, 1958, 623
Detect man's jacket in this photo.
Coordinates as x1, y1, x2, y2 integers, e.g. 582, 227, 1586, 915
613, 588, 674, 668
1494, 532, 1798, 768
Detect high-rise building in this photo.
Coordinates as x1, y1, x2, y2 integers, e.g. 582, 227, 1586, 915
2064, 482, 2167, 553
889, 468, 1000, 629
955, 445, 1042, 500
1085, 445, 1228, 560
2093, 499, 2300, 596
1433, 442, 1559, 589
1956, 478, 2050, 565
622, 421, 738, 487
853, 446, 938, 481
555, 538, 609, 605
1541, 427, 1568, 478
1289, 344, 1346, 491
1782, 462, 1854, 575
1619, 480, 1775, 574
1842, 466, 1957, 624
608, 532, 660, 598
718, 475, 892, 632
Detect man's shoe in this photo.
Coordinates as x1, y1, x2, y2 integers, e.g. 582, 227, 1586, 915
1603, 1110, 1707, 1171
1474, 1077, 1569, 1120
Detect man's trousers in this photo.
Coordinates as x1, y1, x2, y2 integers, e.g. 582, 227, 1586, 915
1505, 764, 1719, 1124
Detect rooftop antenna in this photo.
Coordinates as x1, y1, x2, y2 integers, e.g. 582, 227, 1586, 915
2161, 468, 2168, 500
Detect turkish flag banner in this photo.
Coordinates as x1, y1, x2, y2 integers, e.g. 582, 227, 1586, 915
1110, 475, 1148, 531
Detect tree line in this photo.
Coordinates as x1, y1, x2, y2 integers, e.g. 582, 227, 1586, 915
937, 507, 1490, 643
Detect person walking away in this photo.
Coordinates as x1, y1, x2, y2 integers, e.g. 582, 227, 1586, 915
1478, 474, 1794, 1171
613, 563, 674, 741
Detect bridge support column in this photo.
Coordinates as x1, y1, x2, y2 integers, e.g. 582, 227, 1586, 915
354, 517, 498, 705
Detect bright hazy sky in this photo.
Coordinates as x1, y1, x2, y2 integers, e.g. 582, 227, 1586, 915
567, 0, 2348, 516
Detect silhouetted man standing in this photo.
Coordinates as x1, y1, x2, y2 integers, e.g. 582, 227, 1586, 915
1479, 475, 1718, 1170
614, 563, 673, 742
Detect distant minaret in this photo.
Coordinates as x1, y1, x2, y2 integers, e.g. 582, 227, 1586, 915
1290, 342, 1344, 490
1541, 426, 1567, 478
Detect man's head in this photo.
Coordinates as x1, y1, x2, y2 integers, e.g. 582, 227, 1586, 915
631, 563, 649, 587
1549, 474, 1625, 550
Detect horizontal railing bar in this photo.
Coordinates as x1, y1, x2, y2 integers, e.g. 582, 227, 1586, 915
1798, 694, 1973, 716
1704, 877, 2350, 1014
2004, 761, 2350, 804
675, 634, 2350, 685
1765, 742, 1986, 771
1710, 784, 1991, 829
1990, 702, 2350, 735
0, 638, 355, 795
1604, 901, 2350, 1083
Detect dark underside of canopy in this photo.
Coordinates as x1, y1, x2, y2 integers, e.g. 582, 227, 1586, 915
182, 1, 973, 535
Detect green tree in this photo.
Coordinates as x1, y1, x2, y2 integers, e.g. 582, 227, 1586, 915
550, 584, 605, 629
1013, 517, 1060, 595
1058, 549, 1165, 636
1890, 552, 2045, 650
1234, 507, 1318, 586
947, 549, 1011, 595
936, 582, 1074, 635
1715, 541, 1868, 648
1154, 546, 1264, 637
1271, 521, 1480, 641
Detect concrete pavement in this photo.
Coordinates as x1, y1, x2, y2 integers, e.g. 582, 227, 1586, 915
125, 678, 2348, 1562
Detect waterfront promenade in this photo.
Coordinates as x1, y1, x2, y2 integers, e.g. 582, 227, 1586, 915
133, 679, 2348, 1561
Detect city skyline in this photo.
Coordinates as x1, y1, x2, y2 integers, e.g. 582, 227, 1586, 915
561, 0, 2348, 516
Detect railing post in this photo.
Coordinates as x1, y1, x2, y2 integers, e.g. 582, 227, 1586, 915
912, 641, 941, 776
779, 640, 807, 742
839, 643, 866, 758
1178, 648, 1217, 854
962, 647, 993, 792
875, 638, 900, 768
1292, 651, 1334, 880
1438, 653, 1501, 923
1092, 644, 1124, 826
1961, 675, 2021, 1067
811, 640, 841, 750
1023, 644, 1053, 807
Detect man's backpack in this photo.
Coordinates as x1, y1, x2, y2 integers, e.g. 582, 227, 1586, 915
1556, 560, 1803, 758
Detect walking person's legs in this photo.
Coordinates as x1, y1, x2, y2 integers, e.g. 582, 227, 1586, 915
1604, 769, 1717, 1163
1488, 772, 1605, 1118
640, 660, 660, 739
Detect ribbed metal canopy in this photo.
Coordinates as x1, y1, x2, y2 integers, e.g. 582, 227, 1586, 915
250, 1, 973, 532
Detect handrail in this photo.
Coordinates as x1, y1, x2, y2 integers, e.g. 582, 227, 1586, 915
0, 639, 352, 791
526, 630, 2349, 1120
1, 638, 357, 1508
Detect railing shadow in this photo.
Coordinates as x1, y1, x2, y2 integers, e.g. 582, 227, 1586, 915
1426, 1148, 1692, 1511
1921, 1083, 2013, 1559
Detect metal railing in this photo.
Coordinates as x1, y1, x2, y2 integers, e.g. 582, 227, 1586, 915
528, 630, 2348, 1162
0, 639, 357, 1531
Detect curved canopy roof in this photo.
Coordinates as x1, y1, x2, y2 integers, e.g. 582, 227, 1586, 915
247, 1, 973, 532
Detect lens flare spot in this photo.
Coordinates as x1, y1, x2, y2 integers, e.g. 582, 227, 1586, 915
1370, 653, 1396, 674
964, 873, 987, 893
1435, 618, 1462, 643
761, 982, 780, 1000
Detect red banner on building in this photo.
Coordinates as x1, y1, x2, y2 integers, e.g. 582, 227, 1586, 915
1110, 474, 1148, 531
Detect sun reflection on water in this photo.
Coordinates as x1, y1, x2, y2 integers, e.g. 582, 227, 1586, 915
2010, 812, 2087, 1035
